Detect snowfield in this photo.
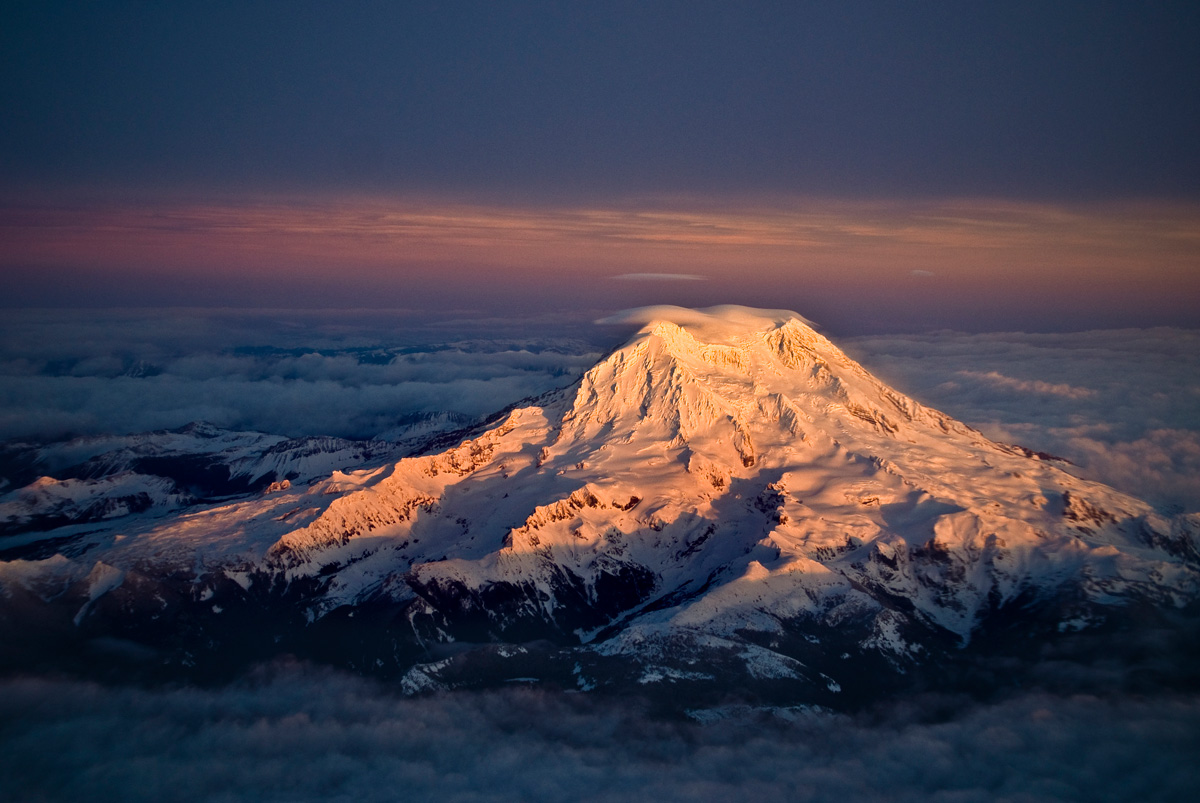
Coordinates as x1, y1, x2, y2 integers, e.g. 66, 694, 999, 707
1, 306, 1197, 706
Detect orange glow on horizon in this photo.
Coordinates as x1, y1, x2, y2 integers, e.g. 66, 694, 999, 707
2, 195, 1198, 299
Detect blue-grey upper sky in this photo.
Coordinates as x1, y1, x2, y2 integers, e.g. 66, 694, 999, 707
3, 1, 1198, 200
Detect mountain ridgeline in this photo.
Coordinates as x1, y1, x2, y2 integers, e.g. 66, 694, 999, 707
2, 306, 1197, 708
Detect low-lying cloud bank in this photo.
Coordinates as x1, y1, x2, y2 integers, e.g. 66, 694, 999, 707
1, 667, 1196, 802
0, 309, 605, 442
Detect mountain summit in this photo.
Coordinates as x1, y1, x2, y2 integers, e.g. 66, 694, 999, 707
2, 306, 1197, 705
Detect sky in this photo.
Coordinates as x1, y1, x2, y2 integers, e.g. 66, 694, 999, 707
2, 1, 1199, 331
2, 9, 1200, 795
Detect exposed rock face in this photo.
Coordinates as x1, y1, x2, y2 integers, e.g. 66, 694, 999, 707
2, 306, 1197, 705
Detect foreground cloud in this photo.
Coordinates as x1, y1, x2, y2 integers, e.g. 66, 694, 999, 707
0, 667, 1196, 802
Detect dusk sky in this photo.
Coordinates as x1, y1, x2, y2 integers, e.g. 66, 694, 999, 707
5, 8, 1200, 798
2, 1, 1199, 332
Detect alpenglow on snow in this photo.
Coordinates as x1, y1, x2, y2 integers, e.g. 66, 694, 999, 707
1, 306, 1196, 705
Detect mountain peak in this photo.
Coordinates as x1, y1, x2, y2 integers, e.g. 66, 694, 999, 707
574, 306, 932, 456
603, 305, 861, 377
6, 305, 1197, 706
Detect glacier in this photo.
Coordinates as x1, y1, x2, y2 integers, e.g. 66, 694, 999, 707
1, 306, 1196, 708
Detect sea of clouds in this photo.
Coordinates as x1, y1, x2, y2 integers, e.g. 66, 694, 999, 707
0, 308, 608, 443
1, 664, 1197, 802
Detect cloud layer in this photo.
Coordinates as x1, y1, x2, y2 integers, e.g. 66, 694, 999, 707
0, 309, 604, 442
1, 666, 1196, 803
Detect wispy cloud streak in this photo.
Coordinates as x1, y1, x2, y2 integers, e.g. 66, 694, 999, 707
3, 196, 1198, 285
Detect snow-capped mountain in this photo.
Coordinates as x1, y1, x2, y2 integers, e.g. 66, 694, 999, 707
1, 307, 1196, 705
0, 413, 471, 540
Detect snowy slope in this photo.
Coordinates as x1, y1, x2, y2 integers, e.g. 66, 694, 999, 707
0, 415, 473, 542
259, 307, 1197, 633
2, 306, 1197, 702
